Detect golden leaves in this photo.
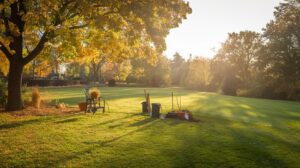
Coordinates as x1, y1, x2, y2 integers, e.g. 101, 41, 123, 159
0, 52, 9, 75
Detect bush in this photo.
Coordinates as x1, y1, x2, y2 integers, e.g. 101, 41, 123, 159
222, 74, 240, 96
108, 79, 116, 87
288, 87, 300, 100
89, 88, 101, 99
237, 87, 262, 98
0, 80, 7, 108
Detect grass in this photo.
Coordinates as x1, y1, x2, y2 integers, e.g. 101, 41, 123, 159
0, 86, 300, 167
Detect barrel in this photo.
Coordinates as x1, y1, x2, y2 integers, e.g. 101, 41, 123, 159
151, 103, 161, 118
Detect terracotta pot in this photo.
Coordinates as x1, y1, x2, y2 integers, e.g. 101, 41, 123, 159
78, 102, 87, 111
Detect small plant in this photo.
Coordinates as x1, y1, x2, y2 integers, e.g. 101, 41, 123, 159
56, 103, 66, 109
32, 87, 41, 109
89, 88, 101, 99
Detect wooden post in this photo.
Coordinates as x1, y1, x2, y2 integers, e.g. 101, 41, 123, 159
146, 93, 151, 113
172, 92, 174, 112
144, 89, 147, 100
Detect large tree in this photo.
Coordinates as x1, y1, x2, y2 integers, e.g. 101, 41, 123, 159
214, 31, 263, 88
0, 0, 191, 111
260, 0, 300, 98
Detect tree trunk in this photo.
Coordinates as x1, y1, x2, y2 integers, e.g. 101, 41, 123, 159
6, 60, 24, 111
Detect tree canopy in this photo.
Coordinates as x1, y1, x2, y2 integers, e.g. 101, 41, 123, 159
0, 0, 192, 111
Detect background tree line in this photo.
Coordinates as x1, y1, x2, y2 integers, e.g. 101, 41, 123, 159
170, 0, 300, 100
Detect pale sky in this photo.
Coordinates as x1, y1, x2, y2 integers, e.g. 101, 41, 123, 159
164, 0, 284, 59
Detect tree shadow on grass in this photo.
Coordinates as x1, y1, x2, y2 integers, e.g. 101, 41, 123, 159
222, 125, 295, 167
86, 113, 142, 128
49, 117, 159, 167
130, 117, 156, 127
0, 117, 52, 130
55, 118, 79, 124
0, 113, 84, 130
188, 93, 300, 131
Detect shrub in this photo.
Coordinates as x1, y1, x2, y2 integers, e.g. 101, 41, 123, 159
108, 79, 116, 87
32, 88, 41, 109
89, 88, 101, 99
56, 103, 66, 109
222, 74, 240, 96
0, 80, 7, 108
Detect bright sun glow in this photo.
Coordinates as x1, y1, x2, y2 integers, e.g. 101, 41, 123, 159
165, 0, 284, 59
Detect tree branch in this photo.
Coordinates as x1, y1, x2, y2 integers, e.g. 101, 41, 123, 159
68, 9, 120, 30
22, 32, 49, 65
0, 41, 12, 62
1, 9, 13, 37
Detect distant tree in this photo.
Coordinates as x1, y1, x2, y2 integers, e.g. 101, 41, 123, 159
170, 52, 186, 85
115, 61, 132, 82
65, 62, 81, 79
144, 55, 171, 87
212, 31, 263, 96
216, 31, 263, 87
260, 0, 300, 99
184, 57, 211, 90
130, 55, 171, 87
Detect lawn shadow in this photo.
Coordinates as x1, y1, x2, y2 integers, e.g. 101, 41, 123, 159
224, 125, 294, 167
0, 117, 52, 129
189, 93, 300, 131
50, 117, 159, 167
55, 118, 79, 124
130, 117, 155, 127
86, 113, 141, 128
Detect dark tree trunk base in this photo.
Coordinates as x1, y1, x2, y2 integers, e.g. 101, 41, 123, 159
6, 61, 24, 111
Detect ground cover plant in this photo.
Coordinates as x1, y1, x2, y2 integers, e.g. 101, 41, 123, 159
0, 87, 299, 167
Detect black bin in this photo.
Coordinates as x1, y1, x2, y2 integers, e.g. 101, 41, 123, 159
151, 103, 161, 118
141, 102, 148, 113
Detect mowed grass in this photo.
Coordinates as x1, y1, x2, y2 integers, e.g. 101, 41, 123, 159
0, 87, 300, 168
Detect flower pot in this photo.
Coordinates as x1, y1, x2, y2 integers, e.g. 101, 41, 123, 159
78, 102, 87, 111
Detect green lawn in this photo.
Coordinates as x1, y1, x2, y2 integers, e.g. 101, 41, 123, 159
0, 87, 300, 167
